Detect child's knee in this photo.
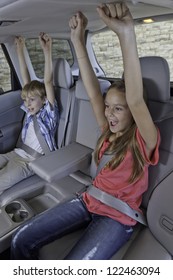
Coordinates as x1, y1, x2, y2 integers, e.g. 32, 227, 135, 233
0, 156, 8, 168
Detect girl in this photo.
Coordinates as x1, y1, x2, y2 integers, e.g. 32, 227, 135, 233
11, 2, 160, 260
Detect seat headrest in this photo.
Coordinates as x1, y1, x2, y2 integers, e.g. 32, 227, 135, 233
53, 58, 74, 89
76, 78, 111, 101
140, 56, 170, 102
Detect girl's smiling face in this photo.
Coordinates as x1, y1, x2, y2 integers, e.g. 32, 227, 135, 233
104, 88, 133, 134
23, 93, 45, 115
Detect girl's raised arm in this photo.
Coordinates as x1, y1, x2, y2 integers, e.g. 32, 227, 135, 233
39, 32, 55, 106
69, 12, 107, 129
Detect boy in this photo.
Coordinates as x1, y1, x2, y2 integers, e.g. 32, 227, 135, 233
0, 33, 59, 193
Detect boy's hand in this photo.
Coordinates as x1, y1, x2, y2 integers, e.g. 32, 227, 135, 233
39, 32, 52, 52
15, 36, 25, 52
69, 11, 88, 45
96, 2, 133, 37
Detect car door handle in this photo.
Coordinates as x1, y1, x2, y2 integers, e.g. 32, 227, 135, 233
0, 130, 3, 138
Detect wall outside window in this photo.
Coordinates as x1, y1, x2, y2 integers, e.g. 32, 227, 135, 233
0, 46, 11, 93
91, 20, 173, 80
26, 38, 73, 79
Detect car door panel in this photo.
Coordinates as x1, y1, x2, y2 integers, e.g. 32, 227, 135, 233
0, 90, 23, 153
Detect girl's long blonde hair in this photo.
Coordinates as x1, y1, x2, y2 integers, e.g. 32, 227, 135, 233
94, 80, 146, 183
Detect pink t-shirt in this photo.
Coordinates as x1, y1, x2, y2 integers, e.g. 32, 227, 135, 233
83, 128, 160, 226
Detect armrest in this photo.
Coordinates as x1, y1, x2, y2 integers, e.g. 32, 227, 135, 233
147, 171, 173, 255
29, 142, 92, 183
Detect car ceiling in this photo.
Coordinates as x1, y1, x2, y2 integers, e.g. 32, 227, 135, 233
0, 0, 173, 42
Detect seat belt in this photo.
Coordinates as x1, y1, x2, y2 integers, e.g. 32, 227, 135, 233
16, 141, 43, 158
87, 185, 147, 225
96, 154, 113, 177
88, 153, 147, 226
16, 114, 50, 157
58, 90, 73, 148
33, 115, 50, 155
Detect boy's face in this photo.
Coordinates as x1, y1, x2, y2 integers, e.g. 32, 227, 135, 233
23, 93, 45, 115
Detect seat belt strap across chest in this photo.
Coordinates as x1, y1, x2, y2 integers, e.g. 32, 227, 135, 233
58, 91, 73, 148
16, 114, 50, 157
33, 115, 50, 155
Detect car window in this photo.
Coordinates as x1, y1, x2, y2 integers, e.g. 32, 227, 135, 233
0, 45, 11, 93
26, 38, 73, 79
91, 20, 173, 81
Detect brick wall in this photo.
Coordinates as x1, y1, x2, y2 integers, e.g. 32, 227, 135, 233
91, 20, 173, 79
25, 38, 73, 78
0, 49, 11, 92
1, 20, 173, 92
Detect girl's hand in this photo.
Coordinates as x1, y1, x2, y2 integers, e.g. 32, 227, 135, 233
39, 32, 52, 52
15, 36, 25, 52
97, 2, 134, 37
69, 11, 88, 45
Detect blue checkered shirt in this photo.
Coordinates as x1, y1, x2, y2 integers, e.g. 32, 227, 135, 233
21, 99, 59, 151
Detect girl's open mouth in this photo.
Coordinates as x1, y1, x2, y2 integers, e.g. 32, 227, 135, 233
109, 120, 118, 127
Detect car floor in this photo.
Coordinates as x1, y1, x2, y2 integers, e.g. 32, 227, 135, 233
0, 248, 10, 260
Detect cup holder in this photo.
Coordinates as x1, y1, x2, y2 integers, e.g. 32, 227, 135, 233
5, 202, 21, 213
5, 201, 29, 223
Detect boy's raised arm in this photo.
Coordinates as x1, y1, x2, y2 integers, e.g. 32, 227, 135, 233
15, 36, 31, 86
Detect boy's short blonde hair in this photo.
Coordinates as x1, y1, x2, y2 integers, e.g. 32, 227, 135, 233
21, 80, 46, 100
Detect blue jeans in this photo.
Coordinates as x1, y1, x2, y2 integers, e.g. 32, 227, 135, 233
11, 197, 133, 260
